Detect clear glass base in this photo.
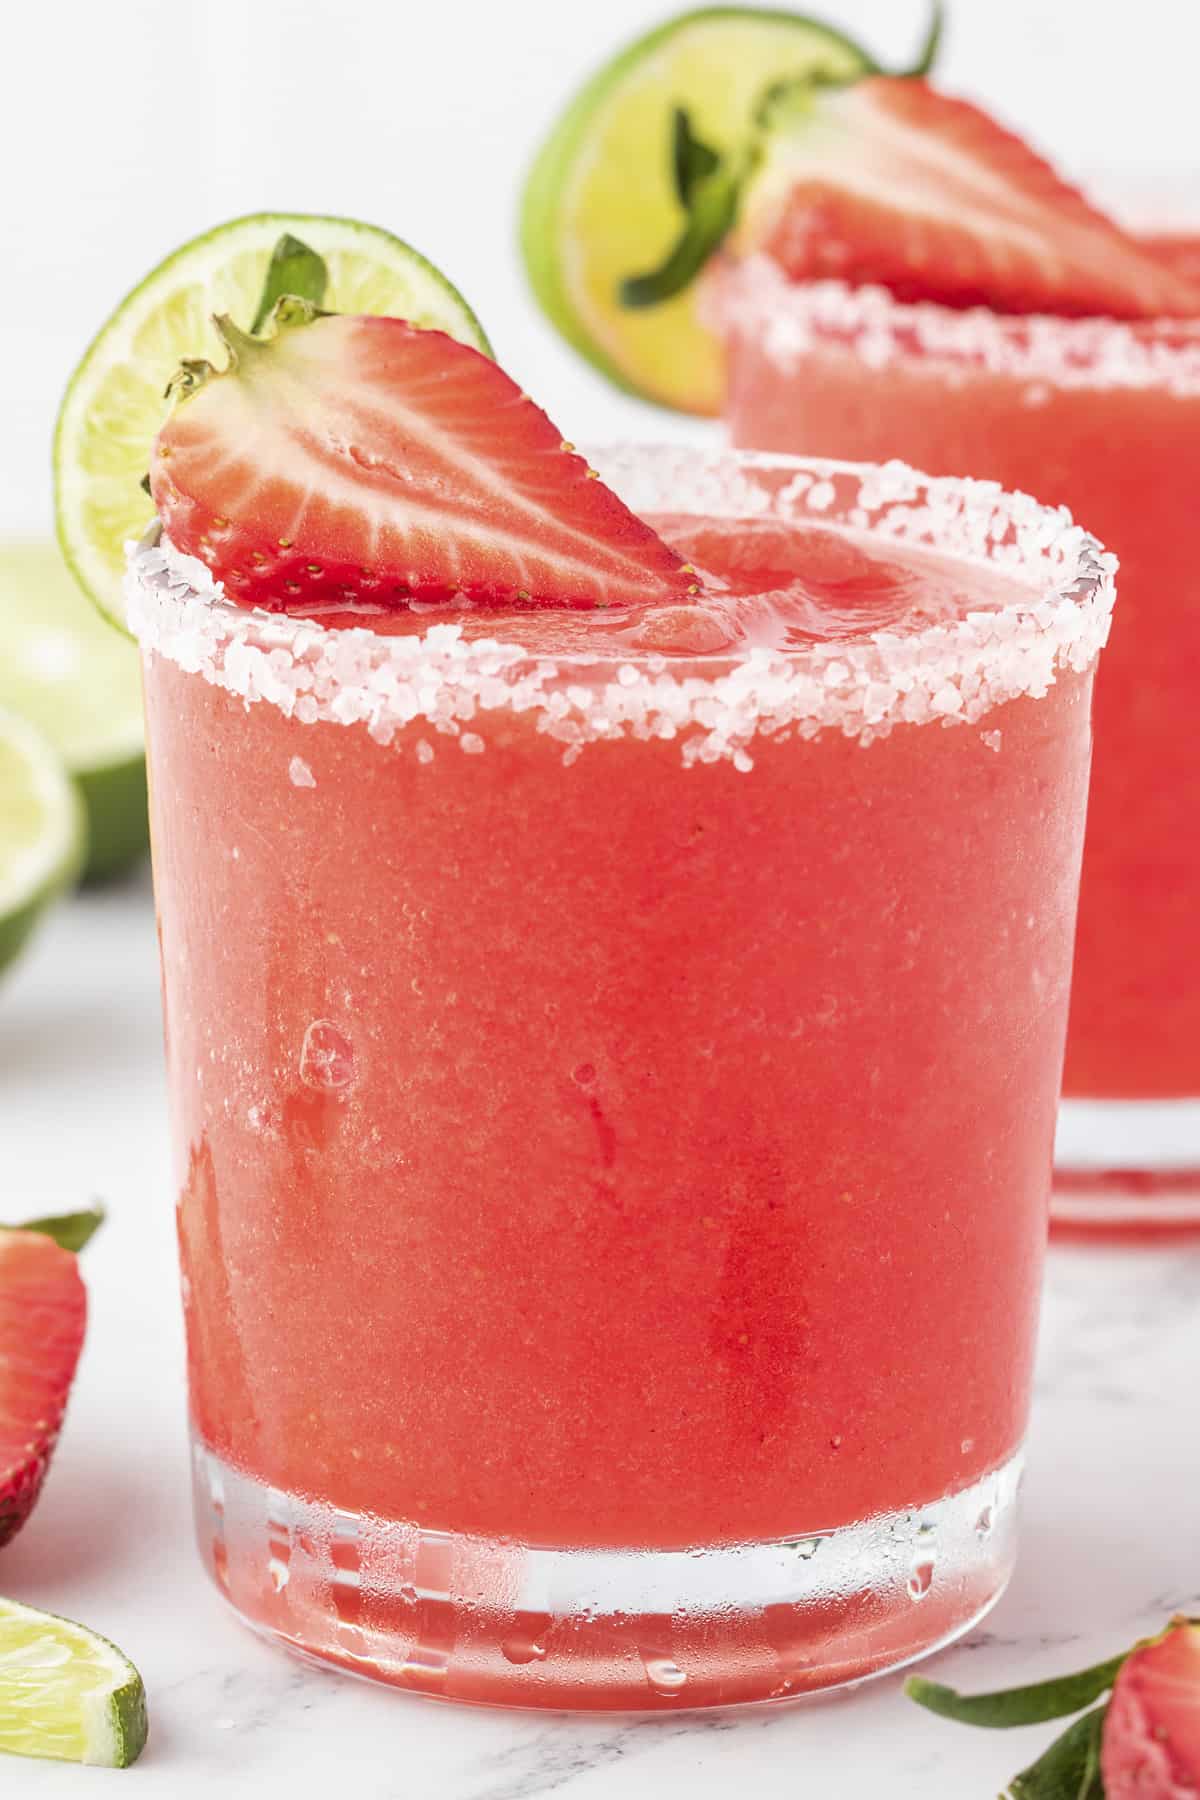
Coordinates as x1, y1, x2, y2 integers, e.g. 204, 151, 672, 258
1054, 1099, 1200, 1229
191, 1439, 1022, 1711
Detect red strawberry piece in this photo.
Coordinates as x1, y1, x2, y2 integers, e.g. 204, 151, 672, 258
0, 1228, 87, 1547
150, 312, 691, 613
746, 77, 1200, 320
1102, 1618, 1200, 1799
1142, 234, 1200, 289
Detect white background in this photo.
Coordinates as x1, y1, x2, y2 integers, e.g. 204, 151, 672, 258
4, 0, 1198, 534
4, 8, 1200, 1789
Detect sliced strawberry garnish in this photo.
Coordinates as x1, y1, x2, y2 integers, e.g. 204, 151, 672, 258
150, 311, 691, 612
1102, 1619, 1200, 1800
0, 1228, 87, 1547
1142, 234, 1200, 288
743, 77, 1200, 319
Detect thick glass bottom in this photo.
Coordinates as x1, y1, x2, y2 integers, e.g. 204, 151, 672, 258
191, 1439, 1022, 1711
1054, 1099, 1200, 1229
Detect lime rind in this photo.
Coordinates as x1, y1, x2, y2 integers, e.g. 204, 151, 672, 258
0, 1596, 147, 1767
75, 755, 149, 884
0, 707, 85, 977
520, 5, 876, 414
55, 212, 492, 631
0, 540, 148, 879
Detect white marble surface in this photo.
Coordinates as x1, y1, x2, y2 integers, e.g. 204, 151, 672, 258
2, 873, 1197, 1796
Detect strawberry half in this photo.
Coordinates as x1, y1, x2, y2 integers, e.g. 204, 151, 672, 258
742, 77, 1200, 319
150, 309, 691, 613
1103, 1619, 1200, 1800
0, 1228, 87, 1548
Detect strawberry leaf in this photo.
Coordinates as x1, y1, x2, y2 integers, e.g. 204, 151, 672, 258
672, 107, 721, 208
1006, 1704, 1107, 1800
906, 1648, 1128, 1728
16, 1207, 106, 1253
249, 233, 328, 336
620, 152, 750, 307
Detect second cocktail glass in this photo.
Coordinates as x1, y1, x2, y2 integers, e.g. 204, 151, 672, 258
721, 253, 1200, 1227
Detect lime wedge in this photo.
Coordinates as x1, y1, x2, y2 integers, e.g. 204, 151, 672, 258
55, 212, 492, 629
520, 7, 875, 414
0, 1597, 147, 1767
0, 708, 84, 979
0, 541, 146, 881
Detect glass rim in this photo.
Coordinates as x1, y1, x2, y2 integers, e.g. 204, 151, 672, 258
715, 254, 1200, 394
126, 443, 1115, 767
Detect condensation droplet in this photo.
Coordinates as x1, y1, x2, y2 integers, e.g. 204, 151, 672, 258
908, 1560, 935, 1601
961, 1438, 976, 1456
300, 1020, 356, 1091
642, 1654, 688, 1696
398, 1584, 418, 1604
268, 1556, 290, 1592
501, 1638, 548, 1666
975, 1505, 995, 1539
572, 1062, 596, 1086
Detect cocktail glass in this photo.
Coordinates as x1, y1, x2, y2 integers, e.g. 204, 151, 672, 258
130, 446, 1112, 1708
720, 214, 1200, 1230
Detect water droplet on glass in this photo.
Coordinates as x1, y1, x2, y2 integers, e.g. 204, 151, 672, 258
908, 1560, 935, 1601
398, 1584, 418, 1605
268, 1556, 290, 1592
300, 1020, 356, 1091
643, 1654, 688, 1696
501, 1638, 548, 1666
961, 1437, 976, 1456
572, 1062, 596, 1086
975, 1505, 995, 1539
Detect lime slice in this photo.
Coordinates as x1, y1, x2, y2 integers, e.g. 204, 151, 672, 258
0, 541, 146, 881
520, 7, 875, 414
0, 1597, 147, 1766
0, 708, 85, 979
56, 213, 492, 629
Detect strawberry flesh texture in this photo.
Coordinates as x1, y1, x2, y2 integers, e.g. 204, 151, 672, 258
1103, 1620, 1200, 1800
151, 317, 691, 613
753, 78, 1200, 320
0, 1230, 87, 1547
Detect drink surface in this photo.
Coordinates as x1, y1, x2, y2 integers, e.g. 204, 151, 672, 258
723, 253, 1200, 1102
279, 511, 1037, 657
139, 499, 1096, 1550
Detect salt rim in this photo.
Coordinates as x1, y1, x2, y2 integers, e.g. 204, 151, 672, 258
124, 446, 1115, 771
716, 255, 1200, 395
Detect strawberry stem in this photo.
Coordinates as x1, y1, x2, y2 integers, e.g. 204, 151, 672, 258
902, 1, 944, 79
213, 313, 266, 366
